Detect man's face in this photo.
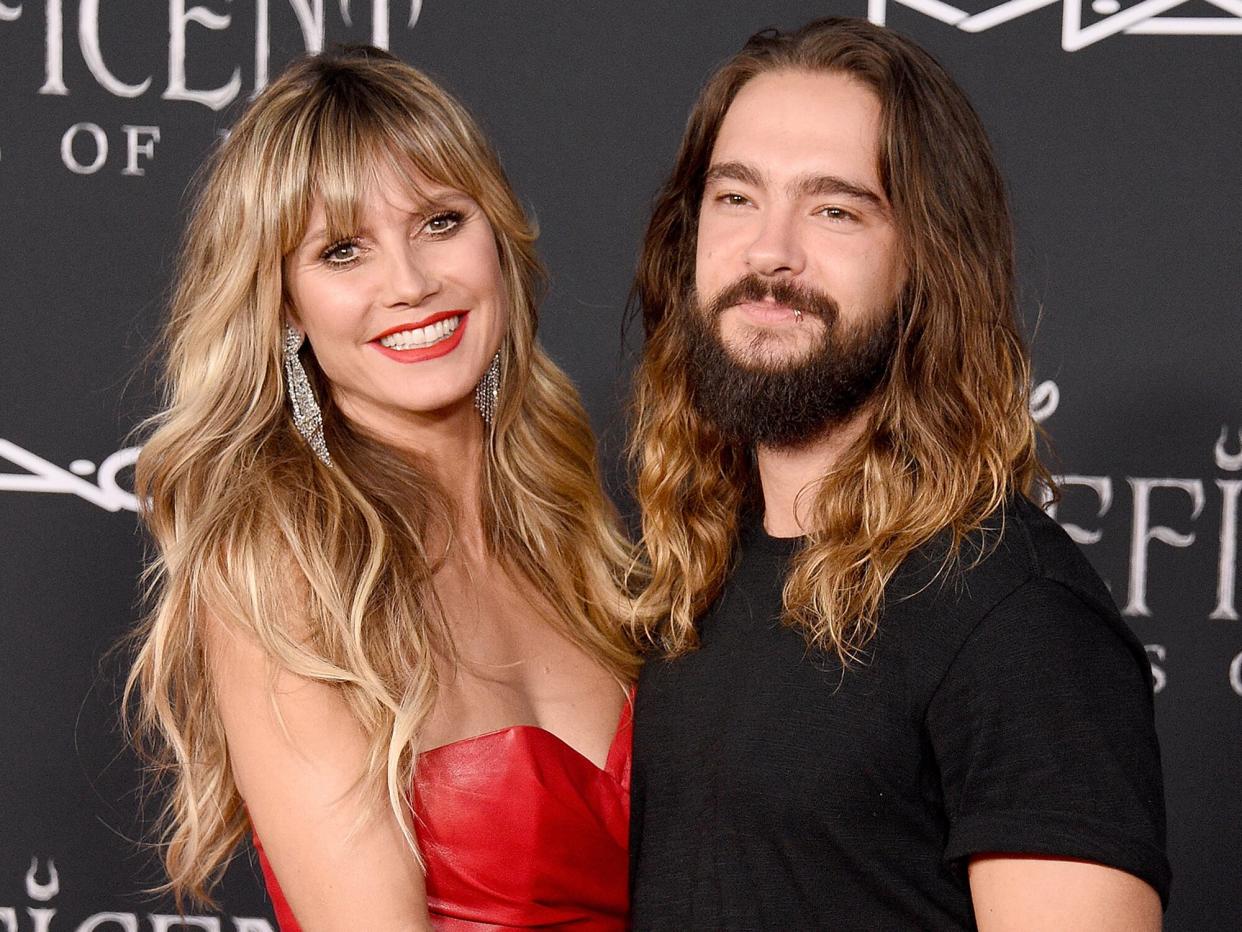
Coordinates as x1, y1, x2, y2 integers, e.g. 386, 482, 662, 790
689, 69, 906, 447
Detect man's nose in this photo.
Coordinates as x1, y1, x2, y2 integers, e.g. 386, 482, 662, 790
743, 206, 807, 279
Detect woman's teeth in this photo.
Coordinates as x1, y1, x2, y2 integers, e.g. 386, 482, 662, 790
379, 315, 461, 350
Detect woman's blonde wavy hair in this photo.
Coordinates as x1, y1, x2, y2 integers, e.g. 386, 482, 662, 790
125, 47, 638, 905
629, 18, 1050, 661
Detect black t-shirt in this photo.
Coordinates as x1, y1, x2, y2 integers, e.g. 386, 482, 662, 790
631, 495, 1169, 930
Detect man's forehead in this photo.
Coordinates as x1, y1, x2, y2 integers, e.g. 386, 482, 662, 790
711, 69, 884, 187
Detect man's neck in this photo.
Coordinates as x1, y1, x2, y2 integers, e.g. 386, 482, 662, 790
755, 410, 870, 537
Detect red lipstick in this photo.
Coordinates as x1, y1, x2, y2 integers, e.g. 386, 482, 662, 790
371, 310, 469, 364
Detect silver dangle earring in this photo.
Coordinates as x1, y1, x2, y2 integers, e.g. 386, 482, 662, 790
283, 325, 332, 466
474, 352, 501, 426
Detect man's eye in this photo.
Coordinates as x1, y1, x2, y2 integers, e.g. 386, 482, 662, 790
819, 206, 856, 222
320, 240, 360, 264
719, 193, 750, 207
424, 211, 464, 235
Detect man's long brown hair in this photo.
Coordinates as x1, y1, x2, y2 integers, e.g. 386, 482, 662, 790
629, 18, 1049, 661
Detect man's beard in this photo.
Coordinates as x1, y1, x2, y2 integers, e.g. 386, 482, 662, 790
684, 274, 899, 449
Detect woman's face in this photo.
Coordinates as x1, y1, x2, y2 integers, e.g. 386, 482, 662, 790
284, 161, 508, 440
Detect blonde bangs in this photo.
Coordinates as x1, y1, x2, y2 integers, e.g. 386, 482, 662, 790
296, 71, 519, 254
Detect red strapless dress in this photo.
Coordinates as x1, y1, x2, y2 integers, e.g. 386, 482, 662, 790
255, 703, 632, 930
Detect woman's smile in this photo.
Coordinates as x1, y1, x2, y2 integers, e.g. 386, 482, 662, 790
372, 310, 469, 362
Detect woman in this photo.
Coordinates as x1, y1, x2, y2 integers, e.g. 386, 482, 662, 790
126, 47, 638, 929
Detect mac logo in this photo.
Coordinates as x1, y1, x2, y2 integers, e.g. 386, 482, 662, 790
0, 439, 140, 512
868, 0, 1242, 50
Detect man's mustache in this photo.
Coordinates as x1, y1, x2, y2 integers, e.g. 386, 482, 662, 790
702, 274, 840, 324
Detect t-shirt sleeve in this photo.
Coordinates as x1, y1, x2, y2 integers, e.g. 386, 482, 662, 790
925, 576, 1171, 905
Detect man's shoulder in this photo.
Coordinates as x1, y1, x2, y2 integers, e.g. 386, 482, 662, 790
881, 493, 1134, 672
891, 492, 1111, 614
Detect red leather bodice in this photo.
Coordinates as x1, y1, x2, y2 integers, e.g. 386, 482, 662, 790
256, 703, 631, 930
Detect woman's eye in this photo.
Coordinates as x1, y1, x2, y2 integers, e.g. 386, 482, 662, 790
424, 211, 463, 235
719, 193, 750, 207
320, 240, 360, 265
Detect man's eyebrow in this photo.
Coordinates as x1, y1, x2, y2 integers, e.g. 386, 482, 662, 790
792, 173, 886, 209
703, 161, 765, 189
704, 161, 887, 211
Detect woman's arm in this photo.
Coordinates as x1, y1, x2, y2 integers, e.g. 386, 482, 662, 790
207, 614, 431, 932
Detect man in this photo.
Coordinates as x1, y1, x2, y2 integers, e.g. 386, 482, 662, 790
627, 18, 1168, 930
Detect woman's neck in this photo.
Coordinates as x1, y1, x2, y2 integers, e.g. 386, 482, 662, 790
340, 395, 490, 552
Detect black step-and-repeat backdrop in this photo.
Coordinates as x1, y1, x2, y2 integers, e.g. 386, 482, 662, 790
1, 2, 1238, 928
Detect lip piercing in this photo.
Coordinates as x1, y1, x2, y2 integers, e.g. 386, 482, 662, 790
793, 308, 803, 322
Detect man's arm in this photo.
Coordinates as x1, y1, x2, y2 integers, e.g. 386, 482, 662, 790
926, 573, 1170, 917
969, 854, 1162, 931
